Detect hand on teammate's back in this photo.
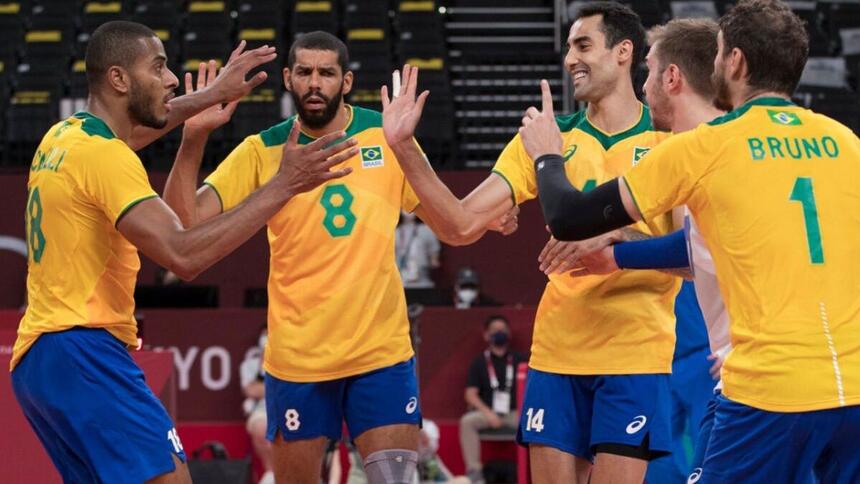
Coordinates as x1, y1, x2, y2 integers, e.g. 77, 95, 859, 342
208, 40, 278, 103
381, 64, 430, 148
182, 60, 240, 136
275, 120, 357, 195
519, 79, 563, 160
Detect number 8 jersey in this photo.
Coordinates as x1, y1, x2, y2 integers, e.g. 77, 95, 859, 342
624, 97, 860, 412
205, 105, 420, 382
12, 112, 158, 370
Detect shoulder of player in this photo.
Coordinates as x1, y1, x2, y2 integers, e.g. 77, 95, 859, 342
554, 111, 585, 132
258, 116, 298, 148
347, 105, 383, 135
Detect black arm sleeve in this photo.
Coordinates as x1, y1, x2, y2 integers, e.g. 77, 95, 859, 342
535, 154, 634, 241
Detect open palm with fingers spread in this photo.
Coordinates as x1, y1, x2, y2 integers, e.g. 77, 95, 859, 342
381, 64, 430, 148
183, 60, 240, 135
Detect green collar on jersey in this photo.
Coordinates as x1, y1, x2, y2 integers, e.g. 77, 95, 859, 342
707, 96, 796, 126
259, 105, 382, 147
554, 103, 655, 151
73, 111, 117, 140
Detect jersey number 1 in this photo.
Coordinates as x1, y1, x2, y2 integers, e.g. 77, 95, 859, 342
789, 177, 824, 264
320, 184, 356, 237
26, 187, 46, 263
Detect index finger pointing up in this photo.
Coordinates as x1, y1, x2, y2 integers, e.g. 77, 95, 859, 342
541, 79, 554, 115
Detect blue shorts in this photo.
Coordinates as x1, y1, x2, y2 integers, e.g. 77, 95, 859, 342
701, 395, 860, 483
517, 369, 672, 462
11, 327, 185, 483
647, 347, 715, 484
265, 357, 422, 442
687, 389, 719, 483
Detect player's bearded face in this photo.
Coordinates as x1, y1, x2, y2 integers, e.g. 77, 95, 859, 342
712, 33, 734, 111
127, 39, 175, 130
643, 48, 672, 131
291, 82, 344, 130
128, 76, 170, 129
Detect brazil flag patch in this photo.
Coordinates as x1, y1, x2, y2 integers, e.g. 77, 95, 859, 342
360, 145, 384, 168
767, 110, 802, 126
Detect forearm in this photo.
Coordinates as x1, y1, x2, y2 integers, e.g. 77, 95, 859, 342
164, 130, 208, 227
168, 178, 290, 279
536, 154, 633, 241
391, 141, 490, 245
128, 88, 221, 150
613, 229, 691, 271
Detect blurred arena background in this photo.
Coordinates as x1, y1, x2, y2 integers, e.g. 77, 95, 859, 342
0, 0, 858, 482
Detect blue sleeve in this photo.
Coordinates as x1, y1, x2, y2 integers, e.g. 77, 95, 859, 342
613, 229, 689, 270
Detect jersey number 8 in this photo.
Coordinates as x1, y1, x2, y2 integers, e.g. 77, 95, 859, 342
320, 184, 357, 237
26, 187, 46, 263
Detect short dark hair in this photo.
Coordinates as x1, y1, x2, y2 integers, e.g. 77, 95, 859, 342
86, 21, 158, 88
719, 0, 808, 95
484, 315, 509, 330
648, 19, 719, 100
574, 2, 646, 74
288, 31, 349, 73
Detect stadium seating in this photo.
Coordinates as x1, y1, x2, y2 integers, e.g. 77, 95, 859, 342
0, 0, 857, 168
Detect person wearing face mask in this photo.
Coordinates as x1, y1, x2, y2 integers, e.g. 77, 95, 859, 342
459, 316, 526, 483
453, 268, 499, 310
396, 210, 441, 289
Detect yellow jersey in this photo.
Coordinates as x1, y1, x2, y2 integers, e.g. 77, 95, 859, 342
493, 104, 679, 375
205, 105, 420, 382
624, 97, 860, 412
12, 112, 157, 370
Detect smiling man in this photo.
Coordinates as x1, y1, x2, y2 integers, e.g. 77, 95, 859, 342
11, 21, 353, 484
520, 1, 860, 481
381, 2, 680, 482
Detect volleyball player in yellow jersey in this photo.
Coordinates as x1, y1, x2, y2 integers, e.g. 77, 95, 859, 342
163, 32, 515, 483
10, 21, 355, 484
382, 4, 680, 483
521, 1, 860, 481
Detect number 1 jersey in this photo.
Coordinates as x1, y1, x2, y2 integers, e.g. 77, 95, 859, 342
624, 98, 860, 412
205, 106, 420, 382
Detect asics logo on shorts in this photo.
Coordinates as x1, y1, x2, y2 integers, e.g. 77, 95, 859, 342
625, 415, 647, 434
405, 397, 418, 414
687, 467, 703, 483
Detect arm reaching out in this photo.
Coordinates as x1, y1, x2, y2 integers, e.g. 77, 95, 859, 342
119, 123, 357, 280
382, 65, 516, 245
164, 60, 239, 227
521, 80, 642, 240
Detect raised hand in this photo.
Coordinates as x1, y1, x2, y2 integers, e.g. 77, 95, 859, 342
381, 64, 430, 148
276, 121, 358, 195
208, 40, 277, 103
519, 79, 563, 160
183, 60, 240, 135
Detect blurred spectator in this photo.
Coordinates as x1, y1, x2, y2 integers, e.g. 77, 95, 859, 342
460, 316, 526, 483
419, 419, 470, 484
453, 268, 500, 309
239, 326, 273, 484
396, 210, 441, 289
